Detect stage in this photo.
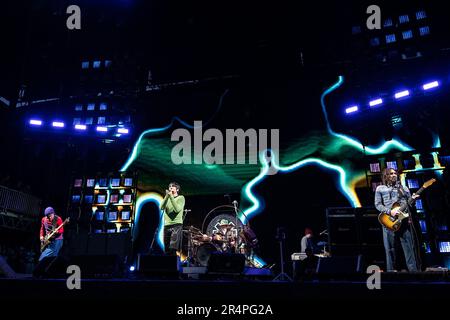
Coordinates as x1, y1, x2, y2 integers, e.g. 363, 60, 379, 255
1, 271, 449, 303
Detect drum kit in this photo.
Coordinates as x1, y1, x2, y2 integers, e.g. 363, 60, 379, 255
181, 203, 259, 267
184, 223, 252, 267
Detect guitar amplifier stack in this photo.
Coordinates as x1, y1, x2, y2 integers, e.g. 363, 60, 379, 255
326, 207, 384, 266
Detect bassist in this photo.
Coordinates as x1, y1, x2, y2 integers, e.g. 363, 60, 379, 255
39, 207, 64, 261
375, 168, 420, 272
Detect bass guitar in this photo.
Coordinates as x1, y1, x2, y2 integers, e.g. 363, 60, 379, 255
40, 217, 70, 252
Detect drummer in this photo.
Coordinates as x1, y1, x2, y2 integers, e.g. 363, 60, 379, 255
212, 220, 233, 240
215, 220, 238, 252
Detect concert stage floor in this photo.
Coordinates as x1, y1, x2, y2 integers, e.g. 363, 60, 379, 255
1, 272, 449, 304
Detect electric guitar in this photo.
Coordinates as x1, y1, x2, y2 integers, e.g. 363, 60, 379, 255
40, 218, 70, 252
378, 179, 436, 232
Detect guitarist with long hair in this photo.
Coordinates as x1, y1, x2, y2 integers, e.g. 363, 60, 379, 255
39, 207, 65, 261
375, 168, 420, 272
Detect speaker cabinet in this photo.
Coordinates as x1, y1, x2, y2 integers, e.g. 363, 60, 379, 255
326, 207, 359, 246
207, 253, 245, 274
70, 254, 122, 278
33, 256, 68, 278
326, 207, 384, 257
137, 254, 179, 277
316, 255, 363, 274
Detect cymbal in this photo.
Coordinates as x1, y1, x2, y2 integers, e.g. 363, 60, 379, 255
218, 224, 234, 229
192, 234, 211, 241
184, 226, 202, 234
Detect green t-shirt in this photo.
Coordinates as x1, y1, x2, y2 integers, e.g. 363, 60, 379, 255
160, 194, 185, 226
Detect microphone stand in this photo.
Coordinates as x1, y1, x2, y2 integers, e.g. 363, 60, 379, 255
233, 201, 240, 254
319, 229, 328, 255
273, 227, 292, 282
182, 209, 191, 266
149, 209, 164, 254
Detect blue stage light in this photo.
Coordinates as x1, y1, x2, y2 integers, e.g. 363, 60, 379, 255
29, 119, 42, 126
369, 98, 383, 107
75, 124, 87, 130
345, 106, 358, 114
386, 160, 398, 170
369, 37, 380, 47
402, 30, 413, 40
439, 242, 450, 253
416, 11, 427, 20
394, 90, 410, 99
97, 117, 106, 125
419, 220, 427, 233
399, 14, 409, 24
422, 81, 439, 90
52, 121, 65, 128
96, 126, 108, 132
419, 26, 430, 36
386, 34, 396, 44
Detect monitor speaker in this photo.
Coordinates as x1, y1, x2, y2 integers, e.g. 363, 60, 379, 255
0, 255, 17, 278
316, 255, 363, 274
86, 234, 107, 255
137, 254, 179, 277
70, 254, 122, 278
33, 256, 68, 278
207, 253, 245, 274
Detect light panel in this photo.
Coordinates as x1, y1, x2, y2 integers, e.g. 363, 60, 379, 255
52, 121, 65, 128
96, 126, 108, 132
422, 81, 439, 90
394, 90, 410, 99
369, 98, 383, 107
345, 106, 358, 114
29, 119, 42, 126
75, 124, 87, 130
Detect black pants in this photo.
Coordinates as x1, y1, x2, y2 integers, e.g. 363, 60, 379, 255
163, 224, 183, 255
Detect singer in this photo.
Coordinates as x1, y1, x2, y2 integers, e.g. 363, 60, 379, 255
160, 182, 185, 255
375, 168, 420, 272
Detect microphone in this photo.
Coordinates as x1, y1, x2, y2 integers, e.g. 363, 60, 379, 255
232, 200, 238, 207
184, 209, 191, 212
319, 229, 328, 236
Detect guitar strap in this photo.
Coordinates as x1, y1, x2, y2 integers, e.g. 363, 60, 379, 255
380, 189, 386, 206
397, 185, 413, 217
397, 184, 405, 197
51, 215, 58, 231
46, 215, 59, 238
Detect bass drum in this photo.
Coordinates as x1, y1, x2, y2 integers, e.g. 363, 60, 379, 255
195, 243, 221, 267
